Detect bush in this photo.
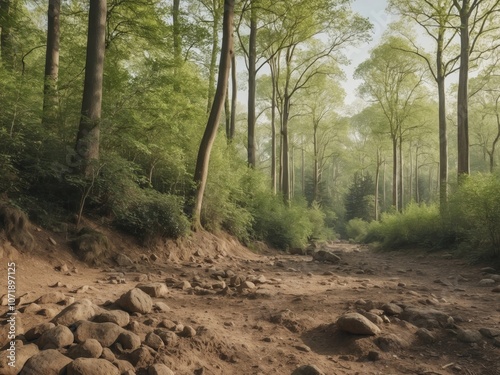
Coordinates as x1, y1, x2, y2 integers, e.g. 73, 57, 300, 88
346, 218, 369, 242
447, 174, 500, 257
365, 203, 443, 249
115, 189, 190, 243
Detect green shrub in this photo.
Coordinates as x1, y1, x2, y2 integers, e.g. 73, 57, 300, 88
115, 189, 189, 243
365, 203, 442, 249
346, 218, 369, 242
447, 174, 500, 257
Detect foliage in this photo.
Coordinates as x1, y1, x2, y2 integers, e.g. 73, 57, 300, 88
364, 203, 443, 249
447, 174, 500, 257
344, 173, 375, 222
345, 218, 369, 242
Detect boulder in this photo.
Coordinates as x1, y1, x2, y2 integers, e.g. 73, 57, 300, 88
148, 363, 175, 375
67, 339, 103, 359
93, 310, 130, 327
74, 321, 123, 348
66, 358, 120, 375
0, 343, 39, 375
37, 325, 74, 350
291, 364, 325, 375
400, 308, 453, 329
35, 292, 66, 305
20, 349, 72, 375
116, 331, 141, 351
136, 283, 168, 298
52, 300, 98, 326
312, 250, 341, 263
24, 323, 55, 341
336, 312, 381, 335
117, 288, 153, 314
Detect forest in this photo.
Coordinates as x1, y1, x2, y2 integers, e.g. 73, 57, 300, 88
1, 0, 500, 260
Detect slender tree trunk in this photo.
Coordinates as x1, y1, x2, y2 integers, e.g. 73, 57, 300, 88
301, 143, 305, 195
42, 0, 61, 128
224, 87, 230, 140
192, 0, 233, 229
74, 0, 106, 177
313, 121, 319, 202
437, 32, 448, 206
398, 133, 403, 210
247, 2, 257, 167
229, 52, 236, 140
490, 113, 500, 173
415, 147, 419, 203
270, 56, 277, 193
375, 148, 381, 221
282, 94, 291, 202
392, 137, 398, 210
383, 160, 386, 211
457, 6, 470, 177
290, 145, 295, 198
173, 0, 181, 63
409, 142, 413, 202
206, 0, 221, 112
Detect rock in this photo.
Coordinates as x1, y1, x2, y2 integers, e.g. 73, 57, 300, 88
494, 338, 500, 348
416, 328, 437, 343
113, 359, 134, 374
94, 310, 130, 327
359, 311, 384, 325
37, 325, 74, 349
38, 308, 59, 318
128, 347, 155, 368
20, 349, 72, 375
153, 302, 171, 312
136, 283, 169, 298
294, 344, 311, 352
100, 348, 115, 362
175, 280, 191, 290
52, 299, 98, 326
25, 322, 56, 341
237, 281, 256, 292
457, 329, 483, 343
74, 321, 123, 348
179, 325, 196, 338
115, 254, 134, 266
492, 285, 500, 293
154, 329, 178, 346
382, 303, 403, 315
144, 332, 164, 350
67, 339, 103, 359
336, 313, 381, 335
291, 364, 325, 375
479, 328, 500, 338
367, 351, 381, 361
375, 334, 410, 351
66, 358, 120, 375
35, 292, 66, 305
229, 275, 245, 287
400, 307, 454, 329
117, 288, 153, 314
22, 303, 42, 314
312, 250, 341, 263
0, 343, 39, 375
481, 267, 496, 273
116, 331, 141, 351
148, 363, 175, 375
479, 279, 496, 286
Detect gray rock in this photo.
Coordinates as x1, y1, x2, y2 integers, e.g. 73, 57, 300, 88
25, 322, 56, 341
115, 254, 134, 266
479, 279, 496, 286
359, 311, 384, 325
291, 364, 325, 375
0, 343, 39, 375
400, 307, 454, 329
52, 299, 98, 326
382, 303, 403, 315
416, 328, 436, 343
67, 339, 103, 359
144, 332, 164, 350
74, 321, 123, 348
479, 328, 500, 338
336, 312, 381, 335
148, 363, 175, 375
117, 288, 153, 314
94, 310, 130, 327
66, 358, 120, 375
154, 329, 178, 346
20, 349, 72, 375
179, 325, 197, 338
153, 302, 171, 312
457, 329, 482, 343
312, 250, 341, 263
137, 283, 168, 298
116, 331, 141, 351
37, 325, 74, 349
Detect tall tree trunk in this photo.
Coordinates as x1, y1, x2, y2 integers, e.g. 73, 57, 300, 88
74, 0, 106, 177
42, 0, 61, 128
398, 133, 403, 211
313, 121, 319, 202
415, 146, 419, 203
383, 160, 386, 211
282, 94, 290, 202
270, 56, 277, 194
206, 0, 221, 112
0, 0, 13, 68
224, 87, 230, 140
229, 52, 236, 140
436, 29, 448, 206
192, 0, 233, 229
290, 145, 295, 198
247, 2, 257, 167
301, 143, 305, 195
375, 148, 381, 221
173, 0, 181, 63
392, 137, 398, 210
457, 4, 470, 177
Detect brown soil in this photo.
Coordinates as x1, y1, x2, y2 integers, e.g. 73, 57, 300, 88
1, 221, 500, 375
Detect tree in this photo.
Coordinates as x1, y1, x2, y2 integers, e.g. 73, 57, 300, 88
74, 0, 107, 177
0, 0, 14, 68
355, 39, 426, 211
42, 0, 61, 128
452, 0, 500, 177
388, 0, 459, 207
192, 0, 234, 229
345, 173, 375, 222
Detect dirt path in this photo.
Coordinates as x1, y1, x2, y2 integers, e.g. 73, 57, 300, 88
1, 232, 500, 375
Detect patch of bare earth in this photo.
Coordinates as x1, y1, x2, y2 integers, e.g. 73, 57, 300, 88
1, 217, 500, 375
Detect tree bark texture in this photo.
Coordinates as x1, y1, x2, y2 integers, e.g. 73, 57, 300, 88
192, 0, 233, 229
74, 0, 107, 177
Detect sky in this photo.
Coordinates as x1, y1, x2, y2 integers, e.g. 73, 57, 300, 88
343, 0, 391, 107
